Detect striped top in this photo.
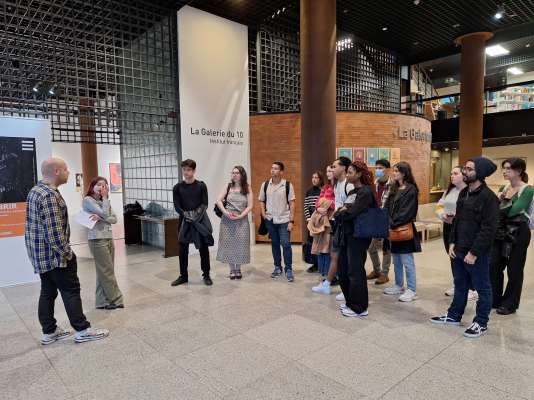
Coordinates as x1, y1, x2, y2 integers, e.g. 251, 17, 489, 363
304, 186, 321, 221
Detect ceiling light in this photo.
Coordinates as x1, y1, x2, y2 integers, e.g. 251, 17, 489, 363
413, 41, 419, 45
414, 0, 421, 5
48, 85, 57, 95
382, 27, 388, 31
526, 44, 531, 48
507, 67, 523, 75
32, 82, 41, 93
494, 11, 503, 19
485, 45, 509, 56
452, 23, 460, 28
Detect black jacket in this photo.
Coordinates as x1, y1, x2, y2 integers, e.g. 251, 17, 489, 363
450, 182, 499, 257
385, 183, 421, 254
335, 185, 375, 238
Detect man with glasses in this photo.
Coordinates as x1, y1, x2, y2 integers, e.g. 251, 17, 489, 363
430, 157, 498, 338
366, 159, 392, 285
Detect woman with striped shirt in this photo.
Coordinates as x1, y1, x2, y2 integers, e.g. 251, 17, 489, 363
303, 172, 324, 273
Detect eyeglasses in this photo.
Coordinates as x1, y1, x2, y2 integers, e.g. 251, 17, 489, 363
462, 167, 475, 172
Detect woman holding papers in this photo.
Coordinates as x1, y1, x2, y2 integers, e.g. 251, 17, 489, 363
83, 177, 123, 310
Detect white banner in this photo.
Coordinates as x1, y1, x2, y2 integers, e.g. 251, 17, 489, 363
177, 6, 250, 249
0, 117, 52, 287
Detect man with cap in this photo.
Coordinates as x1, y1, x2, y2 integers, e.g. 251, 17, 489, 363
430, 157, 499, 338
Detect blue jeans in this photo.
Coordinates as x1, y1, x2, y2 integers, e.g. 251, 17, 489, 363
392, 253, 416, 292
265, 220, 292, 271
318, 254, 331, 276
448, 251, 492, 327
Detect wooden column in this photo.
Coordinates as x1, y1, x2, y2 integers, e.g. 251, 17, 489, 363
300, 0, 336, 237
455, 32, 493, 164
79, 98, 98, 187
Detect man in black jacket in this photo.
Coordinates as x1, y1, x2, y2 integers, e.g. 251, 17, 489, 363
431, 157, 498, 338
171, 159, 214, 287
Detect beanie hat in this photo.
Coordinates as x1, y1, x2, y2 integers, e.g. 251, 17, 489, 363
470, 156, 497, 181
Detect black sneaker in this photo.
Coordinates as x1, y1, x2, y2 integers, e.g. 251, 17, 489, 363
430, 315, 461, 325
171, 276, 188, 286
306, 265, 318, 273
463, 322, 488, 338
496, 306, 516, 315
204, 276, 213, 286
330, 277, 339, 286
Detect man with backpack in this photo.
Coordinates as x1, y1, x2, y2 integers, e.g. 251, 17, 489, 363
259, 161, 296, 282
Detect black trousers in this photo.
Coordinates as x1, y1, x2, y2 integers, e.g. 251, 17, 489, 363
179, 243, 210, 278
338, 236, 372, 314
443, 222, 453, 271
490, 223, 531, 310
38, 255, 91, 334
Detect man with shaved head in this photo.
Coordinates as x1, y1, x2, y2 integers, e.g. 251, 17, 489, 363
25, 157, 109, 344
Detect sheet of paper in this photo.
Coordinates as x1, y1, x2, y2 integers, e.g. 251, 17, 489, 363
73, 210, 97, 229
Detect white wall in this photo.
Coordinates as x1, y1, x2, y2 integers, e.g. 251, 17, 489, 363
0, 117, 52, 287
51, 142, 124, 244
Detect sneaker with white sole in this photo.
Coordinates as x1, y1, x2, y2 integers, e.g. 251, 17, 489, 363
341, 307, 368, 318
339, 302, 348, 310
74, 327, 109, 343
384, 285, 404, 295
335, 292, 345, 302
468, 290, 478, 301
399, 289, 418, 302
463, 322, 487, 338
445, 287, 455, 297
41, 327, 72, 345
271, 267, 282, 278
429, 315, 461, 325
312, 280, 331, 295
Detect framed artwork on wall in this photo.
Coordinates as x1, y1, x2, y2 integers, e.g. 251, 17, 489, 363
366, 148, 379, 166
109, 163, 122, 193
378, 148, 390, 162
75, 173, 83, 192
337, 147, 353, 160
352, 147, 366, 162
390, 148, 401, 165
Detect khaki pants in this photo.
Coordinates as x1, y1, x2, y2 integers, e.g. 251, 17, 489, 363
88, 239, 123, 308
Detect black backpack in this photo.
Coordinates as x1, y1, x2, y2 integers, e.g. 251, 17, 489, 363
258, 180, 291, 235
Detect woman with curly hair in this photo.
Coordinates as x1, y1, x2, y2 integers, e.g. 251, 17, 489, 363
334, 161, 376, 317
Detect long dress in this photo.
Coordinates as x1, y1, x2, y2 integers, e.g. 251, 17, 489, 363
216, 190, 250, 265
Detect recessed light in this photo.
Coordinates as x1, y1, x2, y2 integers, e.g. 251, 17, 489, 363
343, 9, 348, 13
485, 45, 509, 56
413, 41, 419, 45
452, 23, 460, 28
429, 68, 434, 72
494, 12, 503, 19
507, 67, 523, 75
382, 27, 388, 31
526, 44, 531, 48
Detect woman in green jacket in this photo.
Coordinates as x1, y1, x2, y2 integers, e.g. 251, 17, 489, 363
491, 158, 533, 315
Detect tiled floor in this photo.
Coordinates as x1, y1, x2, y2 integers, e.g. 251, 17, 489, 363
2, 238, 534, 400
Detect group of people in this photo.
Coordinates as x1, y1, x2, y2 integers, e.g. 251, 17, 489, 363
24, 153, 532, 346
304, 155, 532, 338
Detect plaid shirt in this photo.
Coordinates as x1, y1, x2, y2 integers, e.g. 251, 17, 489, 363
376, 177, 393, 208
25, 181, 72, 274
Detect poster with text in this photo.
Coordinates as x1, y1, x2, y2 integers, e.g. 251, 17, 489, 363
109, 163, 122, 193
366, 148, 379, 167
352, 147, 366, 162
0, 137, 37, 238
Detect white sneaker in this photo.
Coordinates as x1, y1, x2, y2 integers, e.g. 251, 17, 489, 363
74, 327, 109, 343
335, 292, 345, 302
468, 290, 478, 301
445, 287, 455, 297
341, 307, 368, 318
41, 326, 72, 345
399, 289, 418, 302
312, 280, 331, 295
384, 285, 404, 295
339, 303, 348, 310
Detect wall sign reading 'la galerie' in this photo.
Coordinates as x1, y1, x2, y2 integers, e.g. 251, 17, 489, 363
393, 127, 432, 143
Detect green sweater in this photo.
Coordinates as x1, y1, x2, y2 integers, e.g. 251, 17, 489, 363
499, 185, 534, 221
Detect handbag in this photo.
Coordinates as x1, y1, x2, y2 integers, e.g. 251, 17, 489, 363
213, 184, 231, 218
389, 223, 414, 242
258, 216, 268, 235
353, 198, 389, 239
